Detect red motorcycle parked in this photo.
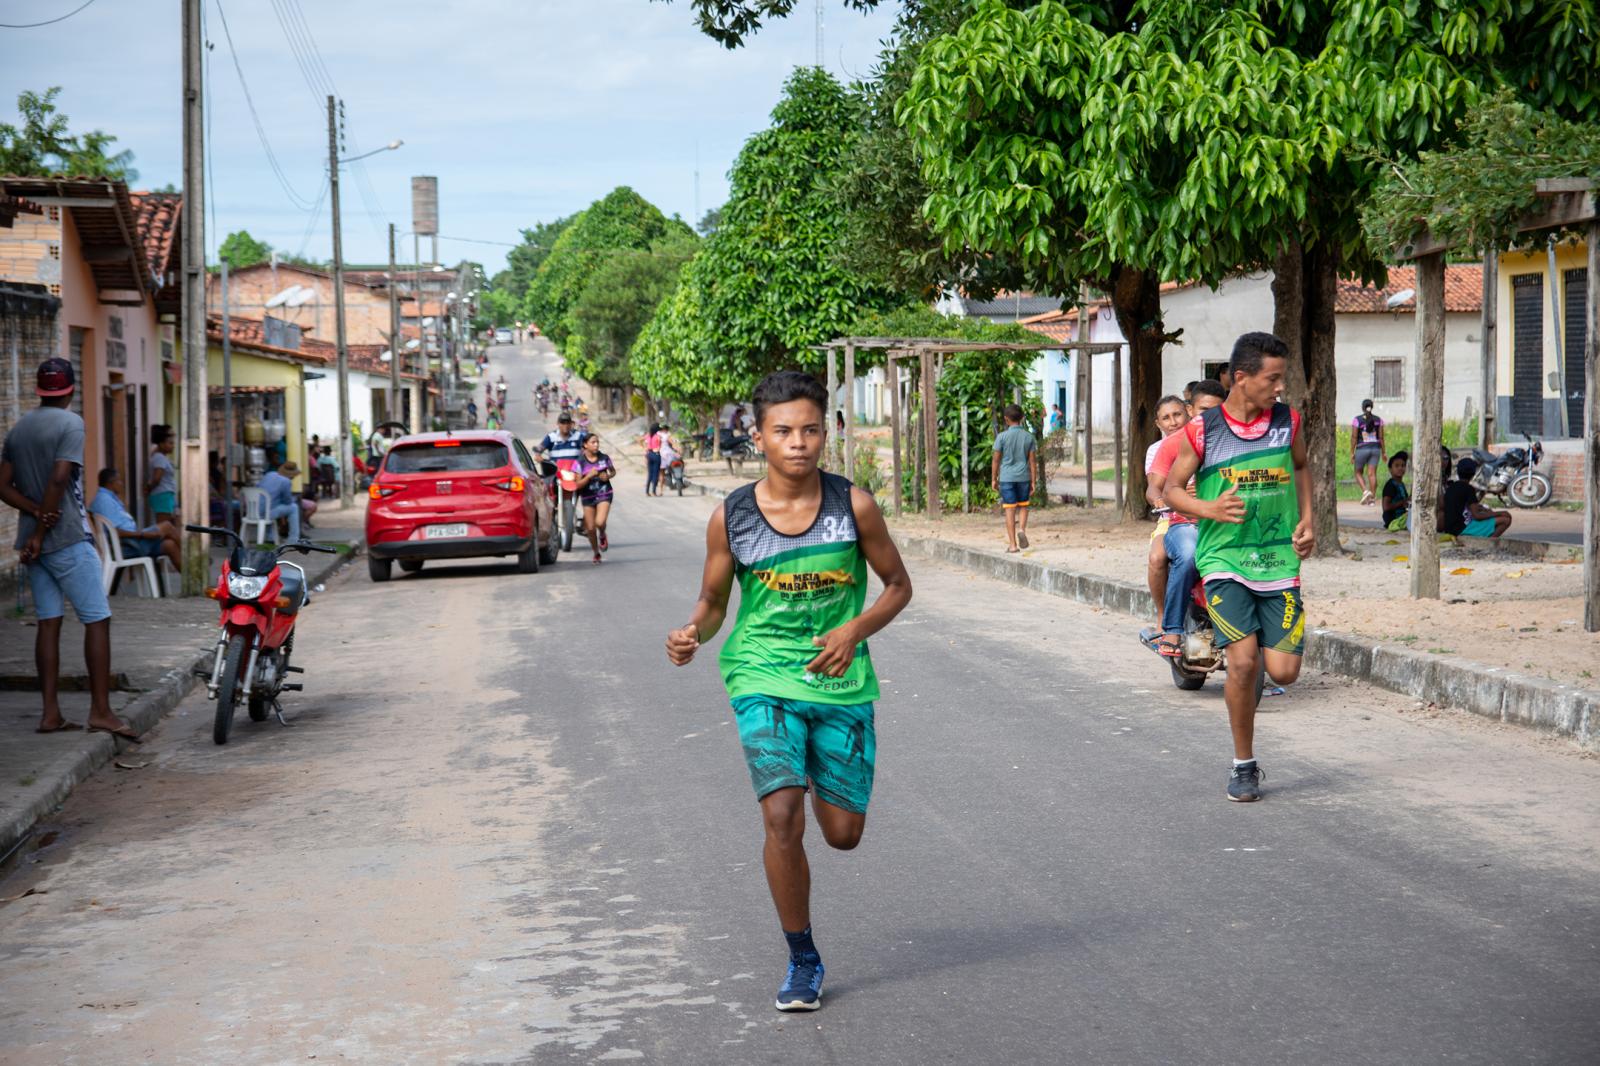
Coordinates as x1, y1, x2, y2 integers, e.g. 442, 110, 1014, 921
187, 524, 336, 745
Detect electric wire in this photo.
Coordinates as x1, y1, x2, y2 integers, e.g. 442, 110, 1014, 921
214, 0, 318, 212
266, 0, 327, 111
0, 0, 100, 29
293, 177, 329, 260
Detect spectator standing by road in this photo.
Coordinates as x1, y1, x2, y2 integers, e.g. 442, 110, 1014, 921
0, 359, 138, 740
641, 423, 663, 497
259, 461, 302, 544
990, 403, 1038, 553
90, 467, 182, 572
148, 423, 178, 524
1351, 399, 1386, 506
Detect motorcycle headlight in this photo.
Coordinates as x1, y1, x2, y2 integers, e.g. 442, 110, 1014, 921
227, 574, 268, 600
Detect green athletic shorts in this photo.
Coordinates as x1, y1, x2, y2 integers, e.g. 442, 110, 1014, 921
730, 695, 876, 814
1204, 580, 1306, 655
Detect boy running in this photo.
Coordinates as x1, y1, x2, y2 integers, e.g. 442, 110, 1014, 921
1163, 333, 1314, 802
665, 370, 913, 1012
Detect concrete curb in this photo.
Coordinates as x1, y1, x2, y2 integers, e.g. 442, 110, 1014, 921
0, 538, 361, 868
896, 534, 1598, 752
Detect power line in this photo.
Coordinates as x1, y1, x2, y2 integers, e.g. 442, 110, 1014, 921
266, 0, 326, 111
293, 177, 329, 259
0, 0, 100, 29
214, 0, 317, 212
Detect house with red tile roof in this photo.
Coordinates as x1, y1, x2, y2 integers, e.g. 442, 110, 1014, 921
1012, 267, 1485, 430
0, 177, 176, 526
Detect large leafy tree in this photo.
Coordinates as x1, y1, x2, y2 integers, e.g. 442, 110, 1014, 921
503, 213, 578, 305
567, 230, 699, 388
523, 187, 690, 352
901, 0, 1599, 540
632, 68, 902, 410
0, 87, 138, 181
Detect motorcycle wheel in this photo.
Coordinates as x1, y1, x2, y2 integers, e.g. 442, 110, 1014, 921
248, 651, 274, 721
215, 633, 249, 745
1508, 472, 1552, 509
1170, 659, 1206, 691
560, 496, 575, 551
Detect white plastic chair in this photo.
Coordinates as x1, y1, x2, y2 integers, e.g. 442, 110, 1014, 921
91, 512, 161, 598
238, 487, 273, 546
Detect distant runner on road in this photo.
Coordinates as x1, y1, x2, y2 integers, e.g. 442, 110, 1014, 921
665, 370, 913, 1013
1163, 332, 1314, 803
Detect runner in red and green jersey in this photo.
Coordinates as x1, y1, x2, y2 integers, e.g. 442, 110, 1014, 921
1163, 332, 1315, 802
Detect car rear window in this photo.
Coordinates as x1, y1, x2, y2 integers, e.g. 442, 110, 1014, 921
385, 441, 509, 474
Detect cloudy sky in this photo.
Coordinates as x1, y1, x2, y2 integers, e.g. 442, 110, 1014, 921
2, 0, 902, 273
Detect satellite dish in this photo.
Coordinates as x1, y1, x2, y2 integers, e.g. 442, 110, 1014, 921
380, 350, 393, 362
423, 316, 435, 326
405, 339, 421, 350
264, 285, 298, 309
1386, 288, 1415, 308
285, 285, 315, 308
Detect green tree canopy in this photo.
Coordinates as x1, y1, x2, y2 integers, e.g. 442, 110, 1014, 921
567, 230, 699, 387
217, 230, 272, 271
631, 68, 902, 409
523, 187, 690, 351
0, 87, 138, 181
503, 213, 577, 305
1363, 90, 1600, 257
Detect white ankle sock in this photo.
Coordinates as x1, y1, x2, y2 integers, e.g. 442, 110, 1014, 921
1233, 757, 1256, 767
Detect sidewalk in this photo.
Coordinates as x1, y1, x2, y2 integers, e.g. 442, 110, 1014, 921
0, 501, 365, 869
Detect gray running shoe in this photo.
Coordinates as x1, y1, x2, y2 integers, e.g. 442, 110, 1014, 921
1227, 761, 1264, 802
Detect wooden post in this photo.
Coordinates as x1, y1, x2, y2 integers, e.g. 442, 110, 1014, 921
826, 345, 838, 471
888, 353, 902, 515
1083, 347, 1095, 507
844, 341, 856, 480
1480, 249, 1497, 447
1112, 343, 1124, 512
960, 402, 970, 513
1583, 222, 1599, 632
923, 351, 940, 518
1410, 252, 1446, 599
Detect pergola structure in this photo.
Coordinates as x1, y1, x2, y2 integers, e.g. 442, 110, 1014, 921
817, 336, 1125, 517
1397, 179, 1598, 630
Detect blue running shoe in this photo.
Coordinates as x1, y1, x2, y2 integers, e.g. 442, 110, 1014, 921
776, 953, 824, 1011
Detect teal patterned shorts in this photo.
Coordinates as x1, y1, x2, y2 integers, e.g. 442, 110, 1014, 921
730, 695, 876, 814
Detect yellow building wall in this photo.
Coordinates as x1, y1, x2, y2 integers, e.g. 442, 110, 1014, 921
205, 345, 311, 491
1495, 237, 1588, 407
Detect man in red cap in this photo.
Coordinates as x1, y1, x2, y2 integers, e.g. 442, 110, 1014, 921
0, 358, 139, 740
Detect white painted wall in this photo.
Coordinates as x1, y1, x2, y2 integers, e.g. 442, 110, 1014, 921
304, 369, 379, 442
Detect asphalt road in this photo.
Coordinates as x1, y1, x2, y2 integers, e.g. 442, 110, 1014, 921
2, 340, 1597, 1065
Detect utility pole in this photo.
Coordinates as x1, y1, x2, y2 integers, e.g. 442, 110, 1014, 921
387, 222, 401, 423
221, 259, 232, 514
180, 0, 209, 594
327, 95, 353, 507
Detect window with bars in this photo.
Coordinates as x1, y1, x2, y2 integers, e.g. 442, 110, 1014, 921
1371, 357, 1404, 401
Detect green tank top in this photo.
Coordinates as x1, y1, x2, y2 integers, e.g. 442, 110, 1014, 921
1194, 403, 1302, 590
717, 472, 879, 704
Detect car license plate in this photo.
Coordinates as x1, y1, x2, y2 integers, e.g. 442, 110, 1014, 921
423, 523, 468, 539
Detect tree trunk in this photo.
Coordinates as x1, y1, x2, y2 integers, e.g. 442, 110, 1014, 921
1107, 266, 1165, 522
1273, 239, 1342, 557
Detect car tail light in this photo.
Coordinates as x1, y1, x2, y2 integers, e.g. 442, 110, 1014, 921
432, 439, 462, 448
493, 475, 525, 493
369, 482, 402, 499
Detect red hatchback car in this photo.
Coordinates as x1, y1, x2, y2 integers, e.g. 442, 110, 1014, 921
365, 430, 557, 581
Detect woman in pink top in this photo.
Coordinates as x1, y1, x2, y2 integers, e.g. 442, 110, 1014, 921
640, 424, 662, 496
